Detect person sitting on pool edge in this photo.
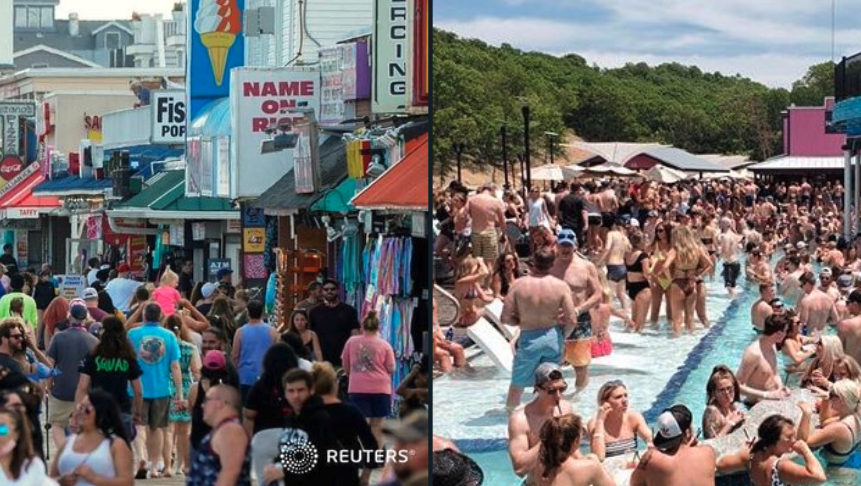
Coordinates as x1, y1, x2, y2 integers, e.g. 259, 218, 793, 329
508, 363, 575, 481
629, 405, 716, 486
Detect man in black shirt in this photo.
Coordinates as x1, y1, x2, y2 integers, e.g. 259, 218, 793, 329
309, 279, 359, 367
557, 182, 589, 244
0, 244, 18, 275
179, 260, 195, 298
0, 318, 24, 376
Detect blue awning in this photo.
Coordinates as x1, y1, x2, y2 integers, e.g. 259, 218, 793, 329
104, 144, 184, 178
33, 175, 113, 196
190, 97, 231, 138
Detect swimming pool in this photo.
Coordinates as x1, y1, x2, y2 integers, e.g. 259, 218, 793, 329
435, 261, 861, 485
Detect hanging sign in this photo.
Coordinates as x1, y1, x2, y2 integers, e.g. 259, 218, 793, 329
152, 90, 187, 144
372, 0, 408, 113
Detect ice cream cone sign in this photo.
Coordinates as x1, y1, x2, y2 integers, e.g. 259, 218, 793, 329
194, 0, 242, 86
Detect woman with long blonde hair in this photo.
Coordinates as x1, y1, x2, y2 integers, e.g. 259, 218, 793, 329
648, 221, 673, 328
655, 225, 711, 336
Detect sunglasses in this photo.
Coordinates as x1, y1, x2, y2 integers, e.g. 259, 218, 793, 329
542, 383, 568, 395
322, 287, 338, 292
7, 333, 22, 340
558, 234, 576, 242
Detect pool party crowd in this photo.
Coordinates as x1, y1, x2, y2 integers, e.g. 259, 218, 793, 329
0, 262, 429, 485
433, 176, 861, 485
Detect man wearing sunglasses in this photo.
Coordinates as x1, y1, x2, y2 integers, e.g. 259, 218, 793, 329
0, 319, 25, 376
550, 228, 602, 394
309, 279, 359, 367
508, 363, 574, 481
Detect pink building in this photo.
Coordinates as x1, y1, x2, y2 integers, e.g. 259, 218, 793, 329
783, 98, 845, 156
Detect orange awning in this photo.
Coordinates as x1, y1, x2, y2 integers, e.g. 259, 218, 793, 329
0, 169, 61, 219
351, 133, 429, 211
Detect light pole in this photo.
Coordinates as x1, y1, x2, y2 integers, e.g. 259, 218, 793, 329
501, 125, 509, 189
455, 143, 465, 183
545, 131, 558, 166
522, 102, 531, 190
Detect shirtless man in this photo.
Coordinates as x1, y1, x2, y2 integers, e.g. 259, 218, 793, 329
629, 405, 716, 486
745, 249, 772, 287
508, 363, 575, 482
736, 314, 791, 405
751, 284, 775, 332
596, 181, 619, 243
778, 256, 804, 308
837, 290, 861, 365
797, 271, 840, 332
821, 241, 845, 268
599, 222, 632, 312
717, 217, 743, 297
467, 184, 506, 263
818, 268, 841, 303
551, 229, 603, 392
502, 248, 576, 410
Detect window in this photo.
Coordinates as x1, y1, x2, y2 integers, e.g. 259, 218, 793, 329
105, 32, 121, 50
27, 7, 40, 28
15, 7, 27, 28
40, 8, 53, 29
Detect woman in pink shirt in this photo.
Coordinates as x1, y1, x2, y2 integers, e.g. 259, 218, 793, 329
152, 268, 182, 317
341, 311, 396, 448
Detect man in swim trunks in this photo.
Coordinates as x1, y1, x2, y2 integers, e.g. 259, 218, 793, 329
717, 217, 743, 298
630, 405, 716, 486
508, 363, 575, 484
797, 271, 840, 332
745, 248, 772, 287
837, 290, 861, 366
467, 183, 507, 263
501, 248, 576, 411
596, 180, 619, 244
550, 229, 603, 393
737, 314, 791, 405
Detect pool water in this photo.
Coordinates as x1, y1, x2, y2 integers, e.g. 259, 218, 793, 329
436, 258, 861, 485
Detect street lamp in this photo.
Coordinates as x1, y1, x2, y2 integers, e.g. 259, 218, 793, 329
545, 131, 558, 166
500, 125, 509, 189
455, 143, 465, 183
521, 101, 531, 190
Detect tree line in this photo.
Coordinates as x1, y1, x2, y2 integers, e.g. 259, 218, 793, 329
432, 28, 834, 179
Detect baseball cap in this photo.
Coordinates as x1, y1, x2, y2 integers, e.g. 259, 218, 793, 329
117, 263, 130, 273
796, 241, 807, 250
648, 210, 659, 218
557, 229, 577, 247
203, 350, 227, 371
70, 304, 88, 321
384, 410, 428, 442
820, 268, 833, 279
838, 275, 854, 289
848, 290, 861, 305
433, 449, 484, 486
629, 218, 640, 228
769, 297, 785, 308
201, 282, 218, 299
783, 243, 793, 250
653, 405, 692, 452
216, 268, 233, 280
534, 362, 563, 388
82, 287, 99, 300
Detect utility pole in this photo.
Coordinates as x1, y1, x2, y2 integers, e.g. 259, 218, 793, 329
455, 143, 464, 183
522, 102, 531, 190
501, 126, 509, 189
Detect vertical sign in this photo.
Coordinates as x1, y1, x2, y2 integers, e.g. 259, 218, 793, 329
372, 0, 408, 113
0, 102, 35, 156
152, 90, 187, 144
293, 113, 319, 194
412, 0, 429, 107
319, 46, 346, 126
187, 0, 246, 119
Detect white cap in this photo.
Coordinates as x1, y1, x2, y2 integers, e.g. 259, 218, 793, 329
796, 241, 807, 249
629, 218, 640, 228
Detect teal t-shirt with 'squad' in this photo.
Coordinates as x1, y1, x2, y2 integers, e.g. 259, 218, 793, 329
128, 321, 180, 399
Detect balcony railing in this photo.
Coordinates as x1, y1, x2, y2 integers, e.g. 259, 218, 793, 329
835, 51, 861, 102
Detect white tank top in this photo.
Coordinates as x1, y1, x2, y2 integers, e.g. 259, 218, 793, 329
57, 434, 116, 486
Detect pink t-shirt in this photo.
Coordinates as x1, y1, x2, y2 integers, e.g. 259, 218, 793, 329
340, 335, 396, 395
152, 286, 181, 317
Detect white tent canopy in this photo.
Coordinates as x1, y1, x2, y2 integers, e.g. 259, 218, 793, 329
645, 165, 689, 183
580, 163, 639, 177
530, 164, 583, 181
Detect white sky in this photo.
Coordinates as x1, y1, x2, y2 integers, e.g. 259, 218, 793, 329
55, 0, 181, 21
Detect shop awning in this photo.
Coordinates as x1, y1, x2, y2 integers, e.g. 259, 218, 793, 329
190, 98, 231, 138
351, 133, 428, 211
254, 137, 347, 215
0, 168, 61, 219
311, 178, 357, 213
33, 174, 113, 196
108, 170, 236, 220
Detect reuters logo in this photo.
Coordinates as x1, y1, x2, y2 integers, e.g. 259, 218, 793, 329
278, 435, 319, 475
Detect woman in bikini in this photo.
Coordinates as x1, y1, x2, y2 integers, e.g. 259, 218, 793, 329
452, 256, 493, 344
658, 225, 712, 337
623, 231, 651, 333
798, 380, 861, 470
599, 219, 631, 313
648, 222, 674, 328
491, 252, 523, 299
586, 380, 652, 462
